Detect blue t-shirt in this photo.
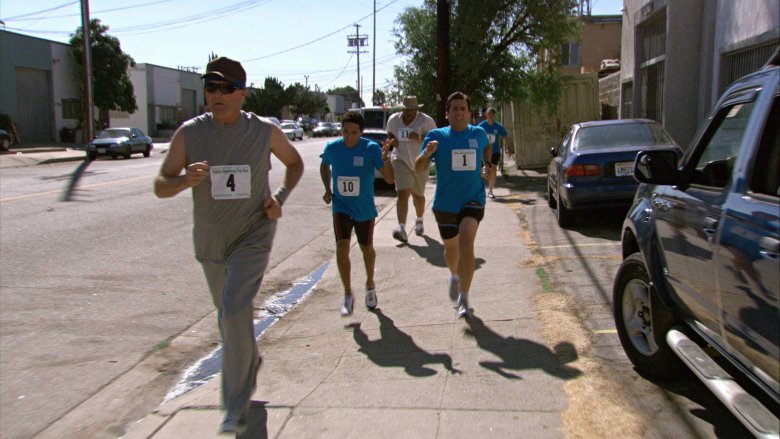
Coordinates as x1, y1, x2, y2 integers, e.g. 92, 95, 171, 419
320, 137, 385, 221
421, 125, 489, 213
477, 120, 507, 157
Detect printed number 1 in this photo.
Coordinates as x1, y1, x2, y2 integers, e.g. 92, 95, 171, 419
226, 174, 236, 192
462, 154, 468, 166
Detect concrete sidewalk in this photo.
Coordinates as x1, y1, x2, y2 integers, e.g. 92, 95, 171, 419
0, 146, 86, 169
122, 166, 576, 439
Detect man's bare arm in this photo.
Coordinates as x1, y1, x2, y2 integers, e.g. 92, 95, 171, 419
154, 127, 209, 198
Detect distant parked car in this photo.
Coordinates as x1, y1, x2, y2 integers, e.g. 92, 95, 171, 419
86, 127, 153, 160
281, 122, 304, 141
547, 118, 681, 227
312, 122, 337, 137
333, 122, 342, 133
263, 116, 281, 127
0, 129, 10, 151
612, 51, 779, 437
361, 128, 389, 181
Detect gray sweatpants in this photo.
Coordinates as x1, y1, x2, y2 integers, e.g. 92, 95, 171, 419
200, 227, 273, 422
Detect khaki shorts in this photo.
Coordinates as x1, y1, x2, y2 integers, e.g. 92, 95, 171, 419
392, 160, 427, 195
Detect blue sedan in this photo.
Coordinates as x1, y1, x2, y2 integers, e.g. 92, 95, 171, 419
547, 119, 681, 227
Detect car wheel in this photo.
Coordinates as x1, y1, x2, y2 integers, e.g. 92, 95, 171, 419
1, 138, 9, 151
556, 198, 574, 227
547, 182, 556, 208
143, 145, 151, 157
613, 253, 683, 378
87, 151, 97, 161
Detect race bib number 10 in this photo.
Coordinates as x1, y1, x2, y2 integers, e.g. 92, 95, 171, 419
451, 149, 477, 171
337, 176, 360, 197
210, 165, 251, 199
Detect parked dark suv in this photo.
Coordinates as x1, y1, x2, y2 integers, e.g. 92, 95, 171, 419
613, 49, 779, 437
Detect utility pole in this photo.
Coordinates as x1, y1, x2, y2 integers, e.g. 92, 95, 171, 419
372, 0, 376, 105
80, 0, 95, 142
347, 24, 368, 105
304, 75, 309, 88
435, 0, 450, 126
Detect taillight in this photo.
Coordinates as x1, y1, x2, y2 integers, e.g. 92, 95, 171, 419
566, 164, 601, 176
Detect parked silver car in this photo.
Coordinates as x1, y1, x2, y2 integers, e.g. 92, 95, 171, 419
281, 122, 304, 141
86, 128, 153, 160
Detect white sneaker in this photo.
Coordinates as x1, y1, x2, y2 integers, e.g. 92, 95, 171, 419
488, 189, 495, 198
456, 294, 469, 319
218, 417, 247, 435
414, 219, 424, 236
341, 294, 354, 316
365, 287, 377, 309
448, 276, 459, 302
392, 226, 408, 243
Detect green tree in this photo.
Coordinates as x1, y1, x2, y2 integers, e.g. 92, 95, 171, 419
286, 83, 328, 117
392, 0, 578, 112
70, 19, 137, 128
326, 85, 364, 108
244, 77, 290, 118
372, 89, 388, 106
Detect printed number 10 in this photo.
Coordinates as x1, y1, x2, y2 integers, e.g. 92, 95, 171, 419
341, 181, 354, 192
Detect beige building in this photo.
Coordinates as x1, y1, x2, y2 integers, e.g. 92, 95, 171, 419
559, 15, 623, 75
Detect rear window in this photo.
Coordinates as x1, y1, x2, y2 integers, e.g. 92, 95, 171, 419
575, 123, 672, 150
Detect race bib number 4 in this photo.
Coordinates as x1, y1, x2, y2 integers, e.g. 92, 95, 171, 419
452, 149, 477, 171
210, 165, 251, 199
337, 176, 360, 197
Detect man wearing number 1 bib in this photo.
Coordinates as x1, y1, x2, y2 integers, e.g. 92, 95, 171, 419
320, 111, 394, 317
154, 57, 304, 435
416, 91, 491, 319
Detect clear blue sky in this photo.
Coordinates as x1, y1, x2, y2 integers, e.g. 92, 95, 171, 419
1, 0, 623, 104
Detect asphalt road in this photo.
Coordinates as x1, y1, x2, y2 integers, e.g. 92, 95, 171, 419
0, 137, 396, 438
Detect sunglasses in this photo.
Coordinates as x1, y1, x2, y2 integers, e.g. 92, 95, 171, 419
204, 83, 241, 94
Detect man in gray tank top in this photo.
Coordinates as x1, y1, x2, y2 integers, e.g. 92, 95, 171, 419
154, 57, 304, 435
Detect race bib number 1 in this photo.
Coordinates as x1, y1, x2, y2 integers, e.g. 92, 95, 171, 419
210, 165, 251, 199
337, 176, 360, 197
452, 149, 477, 171
488, 133, 497, 143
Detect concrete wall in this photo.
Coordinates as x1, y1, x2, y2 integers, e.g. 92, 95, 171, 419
51, 42, 81, 136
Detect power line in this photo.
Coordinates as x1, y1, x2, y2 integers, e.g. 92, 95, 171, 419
1, 1, 77, 21
5, 0, 174, 22
241, 0, 400, 63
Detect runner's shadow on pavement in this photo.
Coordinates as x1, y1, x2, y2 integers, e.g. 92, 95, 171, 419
406, 235, 485, 270
464, 315, 581, 380
238, 400, 269, 439
348, 309, 461, 377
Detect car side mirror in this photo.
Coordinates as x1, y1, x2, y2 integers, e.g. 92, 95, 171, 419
634, 150, 679, 185
549, 147, 557, 157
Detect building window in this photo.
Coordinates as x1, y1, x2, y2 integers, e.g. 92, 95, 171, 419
621, 81, 633, 119
720, 41, 779, 93
62, 99, 80, 119
158, 106, 179, 124
561, 42, 581, 66
641, 61, 665, 123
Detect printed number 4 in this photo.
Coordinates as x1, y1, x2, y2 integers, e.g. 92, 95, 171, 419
226, 174, 236, 192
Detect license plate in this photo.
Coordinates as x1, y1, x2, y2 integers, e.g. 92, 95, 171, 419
615, 161, 633, 177
98, 148, 106, 153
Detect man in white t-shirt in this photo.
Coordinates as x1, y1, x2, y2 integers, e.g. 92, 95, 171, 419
385, 96, 438, 243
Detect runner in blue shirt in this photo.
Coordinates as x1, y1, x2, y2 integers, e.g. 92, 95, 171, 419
415, 91, 491, 318
477, 108, 510, 199
320, 111, 394, 316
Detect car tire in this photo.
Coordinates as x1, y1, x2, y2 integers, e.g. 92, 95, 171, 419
547, 183, 556, 208
87, 151, 97, 161
143, 145, 151, 157
556, 198, 574, 227
613, 253, 684, 378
